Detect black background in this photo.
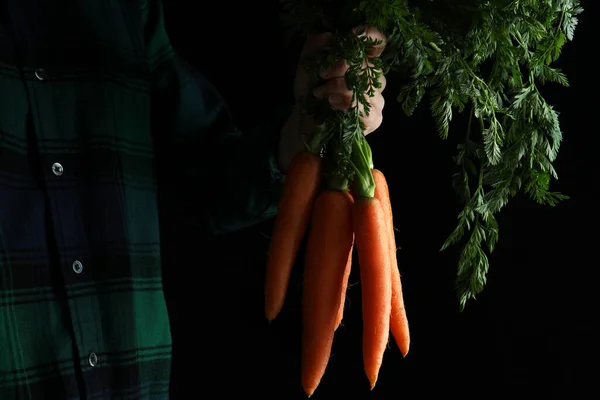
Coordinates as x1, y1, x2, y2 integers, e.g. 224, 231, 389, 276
161, 1, 598, 398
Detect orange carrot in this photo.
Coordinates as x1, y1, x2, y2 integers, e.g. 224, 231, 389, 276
265, 151, 323, 321
353, 197, 392, 389
335, 234, 354, 331
373, 169, 410, 356
301, 190, 354, 397
335, 189, 356, 330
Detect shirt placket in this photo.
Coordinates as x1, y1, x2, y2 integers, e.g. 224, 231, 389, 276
26, 66, 103, 397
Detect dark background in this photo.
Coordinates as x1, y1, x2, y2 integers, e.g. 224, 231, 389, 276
161, 1, 598, 397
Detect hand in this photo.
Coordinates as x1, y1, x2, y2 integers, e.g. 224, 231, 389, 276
278, 26, 388, 171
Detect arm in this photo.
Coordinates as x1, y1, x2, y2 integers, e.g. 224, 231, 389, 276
144, 1, 293, 235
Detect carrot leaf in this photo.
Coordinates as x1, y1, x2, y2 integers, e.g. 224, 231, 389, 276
280, 0, 582, 310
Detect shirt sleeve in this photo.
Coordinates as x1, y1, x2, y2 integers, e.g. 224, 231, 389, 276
143, 1, 292, 235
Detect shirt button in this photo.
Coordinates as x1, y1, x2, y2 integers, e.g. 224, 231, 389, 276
88, 352, 98, 367
34, 68, 47, 81
52, 162, 63, 176
72, 260, 83, 274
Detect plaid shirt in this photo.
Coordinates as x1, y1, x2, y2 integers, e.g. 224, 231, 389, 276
0, 1, 288, 398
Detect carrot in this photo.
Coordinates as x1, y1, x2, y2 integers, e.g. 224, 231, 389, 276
301, 190, 354, 397
265, 151, 323, 321
334, 234, 353, 331
372, 169, 410, 357
353, 197, 392, 389
334, 188, 356, 331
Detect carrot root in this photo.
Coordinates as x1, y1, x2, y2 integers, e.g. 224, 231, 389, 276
373, 169, 410, 357
335, 237, 354, 331
265, 152, 322, 321
353, 197, 392, 389
301, 190, 354, 396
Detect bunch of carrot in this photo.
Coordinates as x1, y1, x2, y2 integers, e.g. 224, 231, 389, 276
264, 139, 410, 397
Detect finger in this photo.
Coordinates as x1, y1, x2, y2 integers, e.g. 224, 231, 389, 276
353, 25, 387, 58
321, 58, 387, 90
371, 91, 385, 112
320, 58, 349, 79
361, 92, 385, 115
379, 74, 387, 92
363, 112, 383, 135
361, 99, 385, 135
323, 58, 386, 82
358, 61, 387, 92
312, 77, 352, 100
323, 88, 386, 117
328, 94, 352, 111
370, 71, 386, 92
329, 90, 386, 114
313, 77, 353, 111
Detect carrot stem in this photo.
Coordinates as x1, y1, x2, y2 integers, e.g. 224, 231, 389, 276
306, 122, 332, 154
326, 174, 349, 192
351, 137, 375, 199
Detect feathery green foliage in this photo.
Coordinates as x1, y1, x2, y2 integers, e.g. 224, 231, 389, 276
280, 0, 582, 310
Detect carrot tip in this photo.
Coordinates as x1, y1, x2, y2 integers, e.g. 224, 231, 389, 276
304, 387, 315, 398
399, 343, 410, 357
265, 309, 277, 322
368, 375, 378, 390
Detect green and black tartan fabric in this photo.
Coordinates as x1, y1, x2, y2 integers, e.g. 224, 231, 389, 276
0, 1, 288, 398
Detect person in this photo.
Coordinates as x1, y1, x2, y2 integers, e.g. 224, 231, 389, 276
0, 1, 387, 399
